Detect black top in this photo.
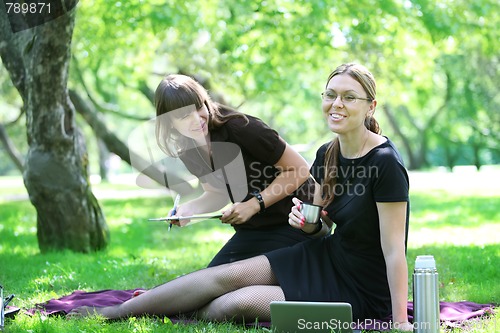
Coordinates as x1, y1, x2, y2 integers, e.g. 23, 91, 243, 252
179, 106, 303, 230
310, 138, 410, 249
265, 138, 410, 320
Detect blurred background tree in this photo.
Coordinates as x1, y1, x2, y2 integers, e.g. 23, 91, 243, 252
1, 0, 110, 253
2, 0, 499, 173
0, 0, 498, 251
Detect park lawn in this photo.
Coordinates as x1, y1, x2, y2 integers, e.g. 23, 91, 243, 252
0, 184, 498, 332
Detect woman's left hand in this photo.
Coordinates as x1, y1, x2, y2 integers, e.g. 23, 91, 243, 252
288, 197, 305, 230
221, 201, 258, 225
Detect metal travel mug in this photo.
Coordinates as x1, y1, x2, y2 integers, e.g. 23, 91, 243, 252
299, 202, 322, 224
413, 255, 440, 333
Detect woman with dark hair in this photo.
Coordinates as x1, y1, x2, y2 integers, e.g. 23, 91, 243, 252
70, 64, 412, 331
153, 74, 314, 267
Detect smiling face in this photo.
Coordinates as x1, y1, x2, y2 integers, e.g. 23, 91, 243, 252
322, 74, 376, 135
169, 103, 210, 145
155, 74, 214, 155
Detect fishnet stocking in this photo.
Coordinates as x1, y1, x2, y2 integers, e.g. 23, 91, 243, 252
197, 285, 285, 322
197, 254, 283, 322
111, 255, 280, 319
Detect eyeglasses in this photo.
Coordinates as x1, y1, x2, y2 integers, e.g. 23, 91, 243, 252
321, 90, 372, 104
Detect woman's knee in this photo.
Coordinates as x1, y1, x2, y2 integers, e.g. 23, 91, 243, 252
202, 285, 281, 322
216, 255, 270, 287
201, 292, 249, 321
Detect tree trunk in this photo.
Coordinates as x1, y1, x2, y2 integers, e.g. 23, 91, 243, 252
383, 104, 421, 169
97, 138, 109, 181
0, 1, 109, 253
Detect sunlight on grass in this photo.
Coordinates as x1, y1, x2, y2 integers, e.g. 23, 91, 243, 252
409, 183, 499, 247
407, 244, 499, 304
0, 171, 498, 333
409, 223, 500, 247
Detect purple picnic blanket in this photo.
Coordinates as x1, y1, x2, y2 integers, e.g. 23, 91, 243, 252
23, 289, 496, 330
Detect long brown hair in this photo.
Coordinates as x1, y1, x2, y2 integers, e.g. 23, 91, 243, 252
321, 63, 381, 207
155, 74, 247, 157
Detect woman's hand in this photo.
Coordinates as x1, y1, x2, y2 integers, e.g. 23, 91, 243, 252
289, 197, 329, 234
288, 197, 306, 230
168, 205, 194, 227
289, 197, 321, 233
221, 200, 260, 225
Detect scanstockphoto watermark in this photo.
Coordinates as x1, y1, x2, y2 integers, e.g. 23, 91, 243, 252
249, 162, 379, 197
126, 106, 379, 199
248, 162, 379, 181
297, 318, 417, 331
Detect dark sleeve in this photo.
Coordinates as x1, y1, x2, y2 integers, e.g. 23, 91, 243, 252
372, 148, 409, 202
227, 115, 286, 165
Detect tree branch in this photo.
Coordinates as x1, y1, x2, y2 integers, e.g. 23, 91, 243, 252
69, 89, 193, 195
383, 104, 417, 169
0, 122, 24, 172
72, 56, 150, 121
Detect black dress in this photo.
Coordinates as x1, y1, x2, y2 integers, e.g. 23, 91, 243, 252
265, 138, 409, 321
179, 106, 313, 267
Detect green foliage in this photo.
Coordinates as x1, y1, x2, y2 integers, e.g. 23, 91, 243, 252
72, 0, 500, 170
68, 0, 500, 165
1, 0, 499, 171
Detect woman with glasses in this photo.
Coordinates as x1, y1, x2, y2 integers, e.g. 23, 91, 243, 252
153, 74, 314, 267
69, 64, 413, 331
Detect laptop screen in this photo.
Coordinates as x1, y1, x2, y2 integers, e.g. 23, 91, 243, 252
270, 301, 354, 333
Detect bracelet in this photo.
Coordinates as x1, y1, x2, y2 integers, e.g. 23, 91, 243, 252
251, 191, 266, 213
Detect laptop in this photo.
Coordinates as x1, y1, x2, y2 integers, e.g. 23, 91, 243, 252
270, 301, 355, 333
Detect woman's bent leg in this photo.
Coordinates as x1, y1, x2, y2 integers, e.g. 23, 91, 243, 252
199, 253, 281, 322
69, 255, 275, 319
198, 285, 285, 322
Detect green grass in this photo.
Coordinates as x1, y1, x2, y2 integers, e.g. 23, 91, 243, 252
0, 176, 498, 332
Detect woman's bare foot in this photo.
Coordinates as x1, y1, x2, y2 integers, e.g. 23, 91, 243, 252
67, 306, 101, 319
67, 304, 121, 319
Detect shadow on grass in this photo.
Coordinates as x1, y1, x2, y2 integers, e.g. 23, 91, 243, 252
0, 197, 233, 306
0, 250, 154, 294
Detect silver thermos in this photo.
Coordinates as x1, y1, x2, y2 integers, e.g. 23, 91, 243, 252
413, 255, 440, 333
